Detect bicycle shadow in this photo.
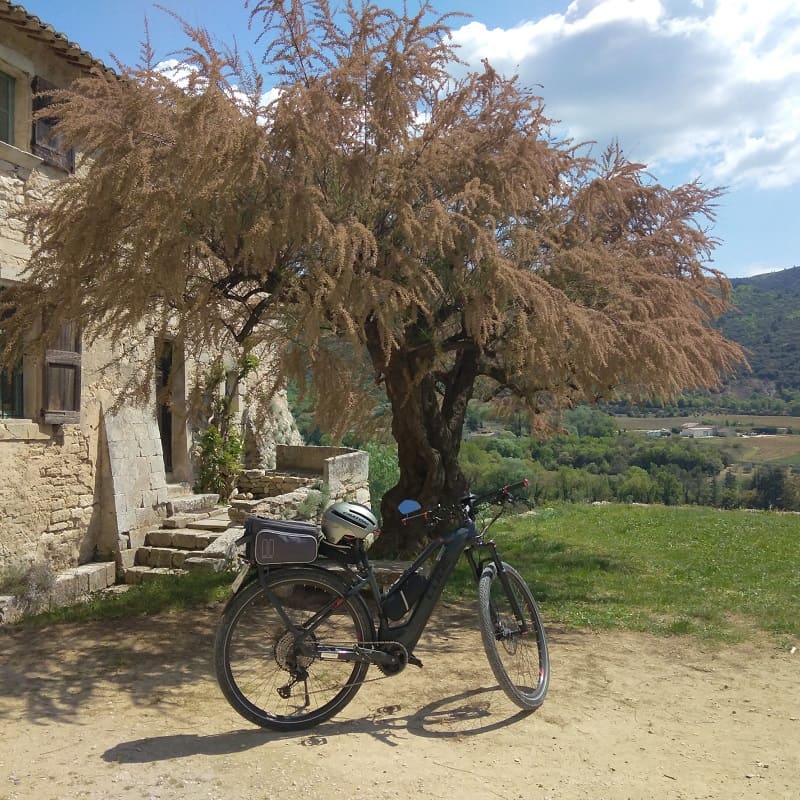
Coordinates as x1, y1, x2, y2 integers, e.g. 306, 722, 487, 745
102, 686, 530, 763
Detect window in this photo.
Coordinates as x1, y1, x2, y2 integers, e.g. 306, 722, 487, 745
0, 289, 23, 418
31, 76, 74, 172
0, 70, 14, 145
0, 289, 82, 424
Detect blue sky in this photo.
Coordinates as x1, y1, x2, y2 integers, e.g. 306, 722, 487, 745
19, 0, 800, 279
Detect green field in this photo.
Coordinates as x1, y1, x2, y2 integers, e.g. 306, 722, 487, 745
448, 503, 800, 644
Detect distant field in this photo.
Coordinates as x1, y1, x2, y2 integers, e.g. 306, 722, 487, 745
708, 436, 800, 467
614, 414, 799, 430
613, 415, 800, 466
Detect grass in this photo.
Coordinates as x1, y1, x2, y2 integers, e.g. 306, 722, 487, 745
444, 504, 800, 643
13, 505, 800, 647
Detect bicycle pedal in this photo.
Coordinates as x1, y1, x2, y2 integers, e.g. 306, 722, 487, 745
407, 654, 423, 668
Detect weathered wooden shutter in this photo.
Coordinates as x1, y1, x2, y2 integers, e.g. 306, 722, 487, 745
43, 321, 81, 425
31, 76, 75, 172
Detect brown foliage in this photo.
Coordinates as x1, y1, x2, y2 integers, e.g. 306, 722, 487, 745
1, 1, 743, 526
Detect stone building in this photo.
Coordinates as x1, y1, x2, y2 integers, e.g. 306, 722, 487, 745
0, 3, 301, 579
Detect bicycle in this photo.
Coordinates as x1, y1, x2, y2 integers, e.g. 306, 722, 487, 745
214, 479, 549, 730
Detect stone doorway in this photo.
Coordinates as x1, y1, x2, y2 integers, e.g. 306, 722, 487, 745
155, 338, 191, 483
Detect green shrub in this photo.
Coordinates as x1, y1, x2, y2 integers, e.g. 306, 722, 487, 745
196, 424, 243, 499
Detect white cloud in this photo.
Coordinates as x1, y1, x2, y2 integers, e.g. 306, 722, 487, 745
450, 0, 800, 190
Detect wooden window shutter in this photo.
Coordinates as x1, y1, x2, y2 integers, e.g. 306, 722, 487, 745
31, 76, 75, 173
43, 321, 81, 425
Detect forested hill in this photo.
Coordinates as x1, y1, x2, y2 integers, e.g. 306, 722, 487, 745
720, 266, 800, 391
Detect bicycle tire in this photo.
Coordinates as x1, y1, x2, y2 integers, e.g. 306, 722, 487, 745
214, 567, 373, 730
477, 561, 549, 710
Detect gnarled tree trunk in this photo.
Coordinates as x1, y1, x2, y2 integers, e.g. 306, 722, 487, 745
371, 336, 479, 555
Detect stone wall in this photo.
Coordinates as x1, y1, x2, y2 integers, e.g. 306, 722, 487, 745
230, 445, 371, 524
237, 470, 319, 497
276, 445, 370, 505
0, 421, 96, 571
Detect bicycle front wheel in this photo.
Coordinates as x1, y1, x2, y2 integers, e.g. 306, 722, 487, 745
214, 567, 373, 730
477, 562, 549, 710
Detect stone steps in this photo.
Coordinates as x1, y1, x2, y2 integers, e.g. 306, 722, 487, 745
124, 505, 239, 584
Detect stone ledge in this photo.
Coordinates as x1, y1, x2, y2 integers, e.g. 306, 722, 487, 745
166, 494, 220, 516
0, 562, 117, 624
0, 419, 52, 441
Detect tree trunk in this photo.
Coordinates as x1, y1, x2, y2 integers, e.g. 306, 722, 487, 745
370, 339, 479, 556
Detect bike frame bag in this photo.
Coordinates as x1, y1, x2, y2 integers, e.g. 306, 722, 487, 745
245, 517, 321, 565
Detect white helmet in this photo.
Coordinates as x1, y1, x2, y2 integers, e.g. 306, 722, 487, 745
321, 502, 378, 544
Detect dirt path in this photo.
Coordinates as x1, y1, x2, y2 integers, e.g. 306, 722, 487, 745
1, 602, 797, 800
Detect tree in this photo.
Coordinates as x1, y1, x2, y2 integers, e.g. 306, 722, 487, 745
1, 1, 743, 552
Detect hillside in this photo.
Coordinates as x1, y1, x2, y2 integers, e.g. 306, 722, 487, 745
720, 265, 800, 392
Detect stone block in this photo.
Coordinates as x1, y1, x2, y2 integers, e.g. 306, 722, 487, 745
124, 566, 150, 585
118, 548, 137, 571
167, 494, 220, 516
50, 573, 80, 607
135, 547, 151, 566
140, 567, 183, 583
192, 532, 221, 549
145, 530, 173, 547
103, 561, 116, 586
183, 556, 226, 573
203, 529, 242, 560
128, 528, 147, 550
134, 507, 156, 529
171, 531, 198, 549
64, 567, 91, 594
73, 563, 111, 592
50, 509, 71, 525
187, 517, 230, 532
148, 548, 176, 568
48, 521, 70, 533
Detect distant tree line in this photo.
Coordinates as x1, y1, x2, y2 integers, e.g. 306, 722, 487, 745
291, 395, 800, 514
459, 408, 800, 511
604, 388, 800, 418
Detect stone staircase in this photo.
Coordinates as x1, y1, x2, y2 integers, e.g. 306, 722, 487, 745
123, 486, 243, 584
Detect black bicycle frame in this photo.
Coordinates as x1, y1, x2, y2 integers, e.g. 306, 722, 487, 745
251, 516, 528, 666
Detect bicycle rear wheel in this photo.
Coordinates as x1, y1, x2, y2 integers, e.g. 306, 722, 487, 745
477, 562, 549, 710
214, 567, 372, 730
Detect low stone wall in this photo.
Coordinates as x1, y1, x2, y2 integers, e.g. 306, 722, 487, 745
236, 470, 319, 497
276, 444, 370, 505
230, 445, 370, 523
0, 561, 116, 625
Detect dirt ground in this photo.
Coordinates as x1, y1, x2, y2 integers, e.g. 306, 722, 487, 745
0, 602, 797, 800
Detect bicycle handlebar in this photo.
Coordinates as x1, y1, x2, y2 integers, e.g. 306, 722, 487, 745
399, 478, 530, 527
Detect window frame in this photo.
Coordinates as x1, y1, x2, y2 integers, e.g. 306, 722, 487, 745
31, 76, 75, 173
0, 70, 14, 145
0, 285, 25, 419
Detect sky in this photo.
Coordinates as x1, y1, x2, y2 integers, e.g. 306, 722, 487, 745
17, 0, 800, 279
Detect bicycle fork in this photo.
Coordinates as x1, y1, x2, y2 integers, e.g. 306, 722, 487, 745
468, 548, 531, 638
